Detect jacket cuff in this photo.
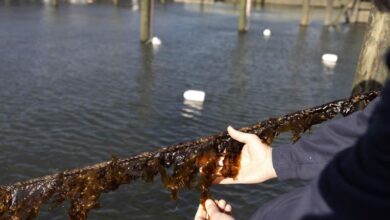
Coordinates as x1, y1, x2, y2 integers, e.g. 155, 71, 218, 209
272, 145, 298, 180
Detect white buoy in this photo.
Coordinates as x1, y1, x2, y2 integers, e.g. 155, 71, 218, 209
183, 90, 205, 102
263, 29, 271, 37
131, 0, 139, 11
151, 37, 162, 46
322, 53, 338, 65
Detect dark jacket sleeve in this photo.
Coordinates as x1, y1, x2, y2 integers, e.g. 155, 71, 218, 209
318, 79, 390, 219
272, 97, 379, 180
251, 81, 390, 220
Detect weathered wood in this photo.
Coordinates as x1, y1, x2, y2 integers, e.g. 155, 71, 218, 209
352, 6, 390, 96
350, 0, 361, 23
300, 0, 311, 26
238, 0, 252, 32
51, 0, 58, 7
324, 0, 334, 26
332, 0, 353, 25
140, 0, 152, 42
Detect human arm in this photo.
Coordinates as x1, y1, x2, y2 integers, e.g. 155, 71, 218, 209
252, 80, 390, 220
214, 98, 378, 184
317, 79, 390, 219
273, 97, 379, 180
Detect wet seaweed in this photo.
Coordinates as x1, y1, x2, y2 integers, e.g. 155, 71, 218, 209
0, 90, 380, 220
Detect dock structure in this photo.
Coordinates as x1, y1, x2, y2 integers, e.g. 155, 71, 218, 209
300, 0, 311, 26
238, 0, 252, 32
323, 0, 334, 26
140, 0, 154, 43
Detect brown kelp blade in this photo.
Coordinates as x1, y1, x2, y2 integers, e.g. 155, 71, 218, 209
0, 90, 380, 220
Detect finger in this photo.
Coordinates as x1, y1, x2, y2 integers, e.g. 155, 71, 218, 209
215, 167, 223, 176
213, 177, 237, 184
225, 204, 232, 213
194, 204, 207, 220
227, 126, 254, 143
217, 200, 227, 210
205, 199, 221, 218
214, 156, 225, 176
218, 156, 224, 167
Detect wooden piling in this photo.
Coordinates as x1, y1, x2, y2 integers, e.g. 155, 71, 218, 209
350, 0, 361, 23
140, 0, 153, 43
51, 0, 58, 7
324, 0, 334, 26
300, 0, 310, 26
351, 7, 390, 95
238, 0, 252, 32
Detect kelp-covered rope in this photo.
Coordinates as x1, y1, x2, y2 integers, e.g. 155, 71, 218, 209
0, 90, 380, 220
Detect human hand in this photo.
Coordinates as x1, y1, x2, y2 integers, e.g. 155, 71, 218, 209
194, 199, 234, 220
214, 126, 277, 184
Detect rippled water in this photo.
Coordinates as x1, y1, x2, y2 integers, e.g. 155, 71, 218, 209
0, 1, 367, 219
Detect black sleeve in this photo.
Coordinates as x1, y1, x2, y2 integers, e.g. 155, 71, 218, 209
318, 79, 390, 219
251, 81, 390, 220
272, 98, 379, 180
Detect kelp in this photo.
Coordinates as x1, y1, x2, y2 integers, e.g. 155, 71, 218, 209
0, 90, 380, 220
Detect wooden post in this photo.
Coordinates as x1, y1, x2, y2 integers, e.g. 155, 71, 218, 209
238, 0, 252, 32
140, 0, 153, 43
324, 0, 334, 26
300, 0, 310, 26
332, 0, 353, 25
350, 0, 361, 23
51, 0, 58, 7
351, 7, 390, 96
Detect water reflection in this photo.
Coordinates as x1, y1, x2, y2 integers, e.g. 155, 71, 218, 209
229, 34, 250, 94
134, 46, 155, 123
181, 100, 203, 119
322, 64, 336, 75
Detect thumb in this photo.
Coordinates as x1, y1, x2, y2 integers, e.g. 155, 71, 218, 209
194, 203, 207, 220
227, 126, 253, 143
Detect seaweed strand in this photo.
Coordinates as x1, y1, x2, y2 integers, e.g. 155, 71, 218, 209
0, 90, 380, 220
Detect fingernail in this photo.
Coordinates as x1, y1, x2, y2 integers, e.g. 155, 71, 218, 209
205, 199, 213, 207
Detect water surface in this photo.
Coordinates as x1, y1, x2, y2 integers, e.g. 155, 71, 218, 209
0, 1, 367, 219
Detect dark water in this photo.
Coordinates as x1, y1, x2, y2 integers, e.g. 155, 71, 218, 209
0, 1, 366, 219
